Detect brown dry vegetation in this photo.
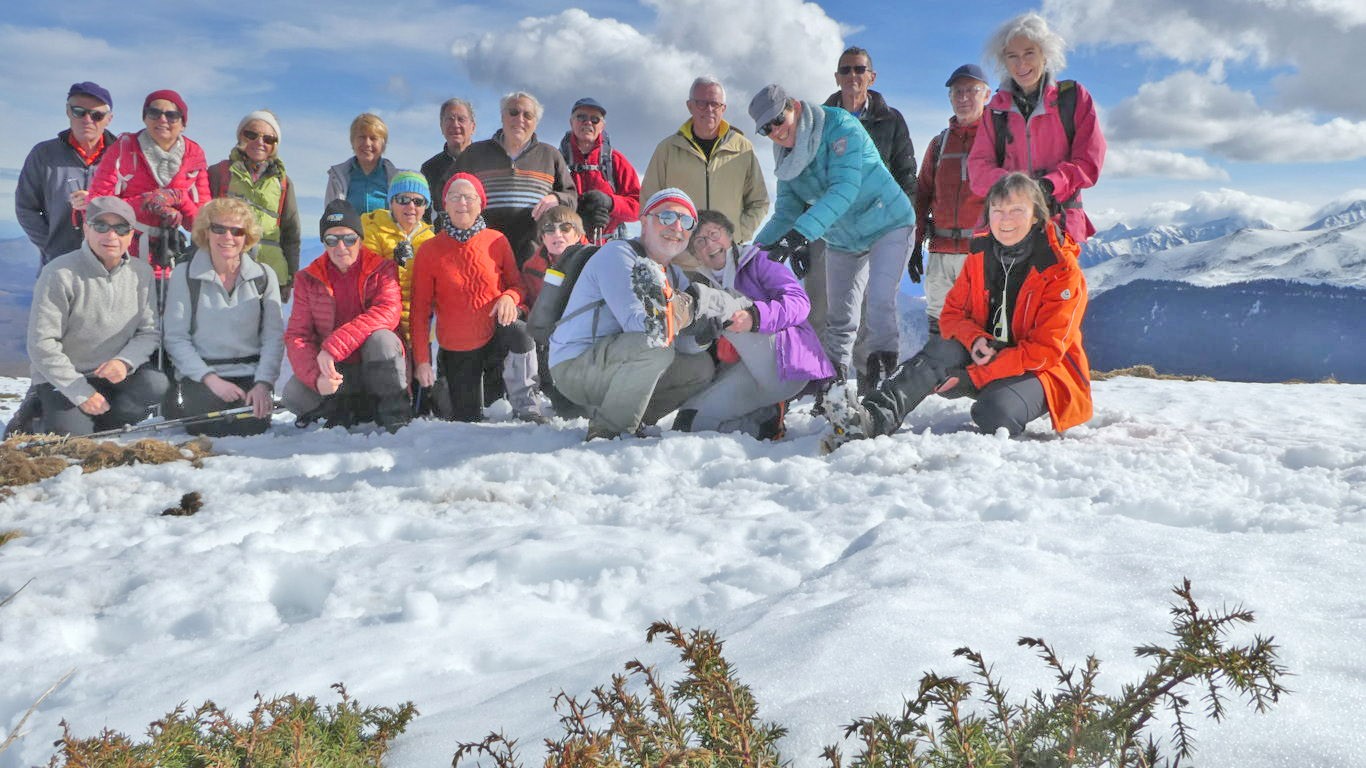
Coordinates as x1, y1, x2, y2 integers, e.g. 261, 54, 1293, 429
0, 435, 215, 500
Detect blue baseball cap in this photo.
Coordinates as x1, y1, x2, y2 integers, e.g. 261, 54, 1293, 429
571, 97, 606, 115
945, 64, 988, 87
68, 81, 113, 108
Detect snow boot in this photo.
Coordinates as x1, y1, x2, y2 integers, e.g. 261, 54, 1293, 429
3, 385, 43, 438
858, 350, 899, 398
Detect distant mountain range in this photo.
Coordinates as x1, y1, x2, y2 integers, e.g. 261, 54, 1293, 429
1080, 215, 1278, 269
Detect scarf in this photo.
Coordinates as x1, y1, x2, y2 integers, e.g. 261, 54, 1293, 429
443, 214, 486, 242
138, 130, 186, 187
772, 101, 826, 181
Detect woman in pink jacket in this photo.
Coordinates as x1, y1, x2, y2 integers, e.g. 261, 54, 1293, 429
968, 12, 1105, 243
89, 89, 210, 277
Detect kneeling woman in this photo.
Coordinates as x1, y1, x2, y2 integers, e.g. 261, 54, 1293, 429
163, 198, 284, 435
834, 172, 1090, 442
675, 210, 834, 438
411, 174, 541, 422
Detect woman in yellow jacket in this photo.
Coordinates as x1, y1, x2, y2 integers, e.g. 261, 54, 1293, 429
361, 171, 436, 343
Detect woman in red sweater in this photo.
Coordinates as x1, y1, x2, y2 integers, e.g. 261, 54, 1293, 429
410, 174, 543, 422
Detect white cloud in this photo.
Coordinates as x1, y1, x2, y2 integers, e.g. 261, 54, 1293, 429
1103, 146, 1228, 180
1105, 72, 1366, 162
1128, 188, 1314, 230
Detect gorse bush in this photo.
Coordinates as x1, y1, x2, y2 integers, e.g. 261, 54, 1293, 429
452, 621, 787, 768
455, 581, 1286, 768
48, 682, 418, 768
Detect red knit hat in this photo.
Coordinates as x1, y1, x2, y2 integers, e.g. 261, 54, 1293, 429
143, 89, 189, 125
442, 172, 487, 209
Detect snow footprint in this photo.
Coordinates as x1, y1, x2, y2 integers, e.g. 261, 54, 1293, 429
269, 565, 335, 624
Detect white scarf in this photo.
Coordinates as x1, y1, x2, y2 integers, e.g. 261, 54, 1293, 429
138, 131, 186, 187
772, 101, 825, 181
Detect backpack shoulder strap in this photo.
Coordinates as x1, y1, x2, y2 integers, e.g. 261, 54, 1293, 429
933, 128, 950, 170
599, 135, 616, 193
187, 264, 201, 338
992, 109, 1010, 167
1056, 80, 1078, 149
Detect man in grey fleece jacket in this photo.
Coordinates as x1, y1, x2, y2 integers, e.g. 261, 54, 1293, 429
27, 196, 168, 435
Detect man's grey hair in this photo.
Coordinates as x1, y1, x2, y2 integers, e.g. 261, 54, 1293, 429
499, 91, 543, 123
689, 76, 726, 104
985, 11, 1068, 80
439, 97, 475, 123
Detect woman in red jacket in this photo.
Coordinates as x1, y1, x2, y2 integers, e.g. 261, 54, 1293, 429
281, 200, 410, 431
410, 173, 542, 423
88, 89, 210, 278
824, 172, 1090, 448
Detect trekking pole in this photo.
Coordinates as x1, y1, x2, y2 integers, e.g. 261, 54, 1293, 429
14, 404, 284, 451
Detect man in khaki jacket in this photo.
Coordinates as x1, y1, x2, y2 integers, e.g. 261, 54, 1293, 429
641, 76, 769, 262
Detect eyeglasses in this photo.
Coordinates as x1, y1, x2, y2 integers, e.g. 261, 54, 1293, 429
505, 107, 535, 119
446, 193, 480, 204
241, 128, 278, 145
647, 211, 696, 231
392, 195, 427, 207
89, 220, 132, 235
541, 222, 579, 235
210, 222, 247, 237
69, 104, 109, 122
758, 112, 788, 137
694, 228, 727, 243
689, 99, 725, 112
573, 113, 603, 125
144, 107, 183, 123
837, 65, 870, 75
950, 85, 988, 100
323, 233, 360, 247
442, 113, 472, 125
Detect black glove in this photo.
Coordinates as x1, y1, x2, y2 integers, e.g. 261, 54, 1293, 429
1037, 177, 1060, 211
934, 368, 978, 399
577, 190, 613, 233
762, 229, 809, 265
907, 244, 925, 283
392, 239, 414, 267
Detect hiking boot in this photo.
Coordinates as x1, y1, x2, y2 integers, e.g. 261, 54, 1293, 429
374, 390, 413, 433
756, 400, 787, 441
3, 385, 43, 438
584, 425, 620, 442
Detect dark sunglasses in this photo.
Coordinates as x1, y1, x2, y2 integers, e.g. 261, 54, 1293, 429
506, 107, 534, 119
648, 211, 696, 231
573, 113, 602, 125
758, 112, 788, 137
323, 233, 360, 247
541, 222, 579, 235
69, 104, 109, 122
144, 107, 183, 123
210, 222, 247, 237
241, 128, 278, 145
837, 65, 870, 75
89, 220, 132, 235
392, 194, 427, 207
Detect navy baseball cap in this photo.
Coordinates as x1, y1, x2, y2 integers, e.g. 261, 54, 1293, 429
68, 81, 113, 108
571, 97, 606, 115
945, 64, 989, 87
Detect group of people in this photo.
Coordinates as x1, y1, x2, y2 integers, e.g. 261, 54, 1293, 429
13, 11, 1105, 445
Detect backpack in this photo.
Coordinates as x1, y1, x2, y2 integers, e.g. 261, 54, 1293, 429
527, 239, 646, 346
559, 133, 617, 193
183, 255, 270, 366
991, 79, 1078, 197
209, 159, 289, 221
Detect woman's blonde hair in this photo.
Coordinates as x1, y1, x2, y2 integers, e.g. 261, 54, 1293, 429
349, 112, 389, 146
192, 197, 263, 250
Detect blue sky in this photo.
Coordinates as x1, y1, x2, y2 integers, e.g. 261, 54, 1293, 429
3, 0, 1365, 241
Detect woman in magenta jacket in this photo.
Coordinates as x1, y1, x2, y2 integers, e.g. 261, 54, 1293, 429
967, 12, 1105, 243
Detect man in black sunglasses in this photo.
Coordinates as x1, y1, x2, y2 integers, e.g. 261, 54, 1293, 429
15, 81, 118, 269
21, 196, 168, 436
558, 97, 642, 244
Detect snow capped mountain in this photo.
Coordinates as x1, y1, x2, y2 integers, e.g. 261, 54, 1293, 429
1303, 198, 1366, 231
1080, 216, 1277, 268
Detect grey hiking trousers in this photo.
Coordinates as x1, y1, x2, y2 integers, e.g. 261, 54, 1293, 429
550, 332, 714, 435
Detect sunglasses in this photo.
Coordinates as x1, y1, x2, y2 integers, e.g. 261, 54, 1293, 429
144, 107, 183, 123
241, 128, 278, 145
392, 194, 427, 207
573, 113, 603, 125
837, 65, 870, 75
647, 211, 696, 231
506, 107, 535, 119
89, 220, 132, 235
69, 104, 109, 122
541, 222, 579, 235
758, 112, 788, 137
323, 233, 360, 247
210, 222, 247, 237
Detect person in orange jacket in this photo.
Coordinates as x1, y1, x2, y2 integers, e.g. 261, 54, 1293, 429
824, 171, 1090, 446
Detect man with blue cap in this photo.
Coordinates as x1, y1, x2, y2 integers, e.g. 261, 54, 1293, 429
559, 97, 642, 243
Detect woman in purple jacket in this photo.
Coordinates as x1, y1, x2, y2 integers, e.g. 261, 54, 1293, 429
674, 210, 835, 439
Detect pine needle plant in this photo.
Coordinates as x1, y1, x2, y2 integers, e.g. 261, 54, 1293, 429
48, 682, 417, 768
452, 620, 788, 768
821, 579, 1288, 768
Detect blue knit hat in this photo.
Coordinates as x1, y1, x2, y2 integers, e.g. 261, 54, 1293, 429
388, 171, 430, 203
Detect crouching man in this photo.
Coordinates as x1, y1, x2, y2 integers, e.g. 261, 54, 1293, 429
282, 200, 410, 431
548, 188, 716, 440
26, 196, 168, 436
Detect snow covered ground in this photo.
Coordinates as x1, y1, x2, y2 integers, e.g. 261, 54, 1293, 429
1, 374, 1363, 768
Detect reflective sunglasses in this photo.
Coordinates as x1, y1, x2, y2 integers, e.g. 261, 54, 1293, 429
89, 220, 132, 235
144, 107, 183, 123
392, 194, 428, 207
647, 211, 696, 231
323, 233, 360, 247
68, 104, 109, 122
758, 112, 788, 137
837, 65, 870, 75
241, 128, 278, 145
541, 222, 579, 235
210, 222, 247, 237
573, 113, 603, 125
